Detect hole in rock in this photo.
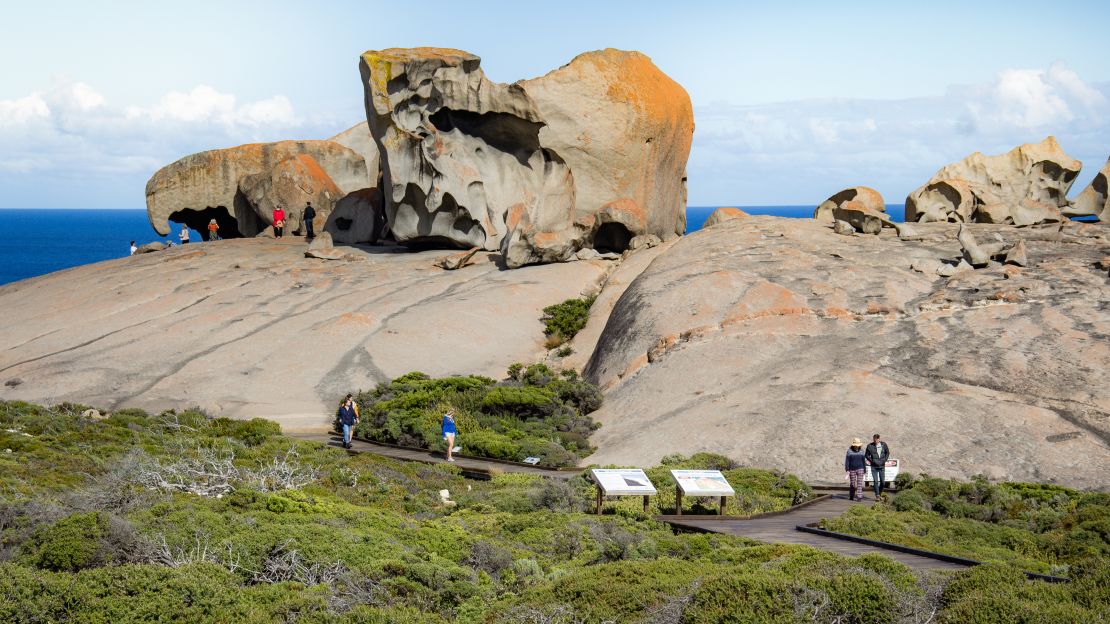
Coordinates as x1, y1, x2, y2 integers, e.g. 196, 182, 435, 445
1094, 173, 1107, 197
169, 206, 242, 239
428, 108, 543, 166
594, 222, 634, 254
334, 217, 353, 231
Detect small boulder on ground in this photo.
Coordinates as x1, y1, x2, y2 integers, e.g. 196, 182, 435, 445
703, 207, 748, 228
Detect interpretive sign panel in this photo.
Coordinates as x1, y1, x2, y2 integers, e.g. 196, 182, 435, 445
671, 470, 735, 496
864, 459, 900, 484
591, 469, 657, 496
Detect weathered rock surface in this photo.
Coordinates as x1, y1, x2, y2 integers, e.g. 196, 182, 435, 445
1064, 156, 1109, 222
329, 123, 381, 185
703, 207, 748, 228
359, 47, 693, 266
238, 154, 343, 236
905, 137, 1081, 225
583, 216, 1110, 488
815, 187, 890, 235
146, 140, 372, 238
324, 187, 388, 244
0, 239, 610, 431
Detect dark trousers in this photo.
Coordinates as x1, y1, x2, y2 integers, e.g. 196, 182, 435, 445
871, 466, 886, 496
305, 220, 314, 238
274, 226, 283, 238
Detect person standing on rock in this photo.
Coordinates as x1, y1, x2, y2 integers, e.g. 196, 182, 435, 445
179, 225, 190, 245
337, 394, 359, 450
272, 206, 286, 239
845, 438, 867, 501
302, 201, 316, 240
442, 409, 458, 462
129, 241, 137, 256
207, 219, 220, 241
865, 433, 891, 499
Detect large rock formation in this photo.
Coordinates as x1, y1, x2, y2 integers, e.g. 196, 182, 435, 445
0, 239, 610, 431
145, 127, 380, 238
1064, 156, 1109, 222
582, 216, 1110, 489
238, 154, 343, 235
359, 47, 693, 267
904, 137, 1081, 225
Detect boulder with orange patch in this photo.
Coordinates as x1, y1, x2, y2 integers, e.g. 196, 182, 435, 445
359, 47, 693, 267
238, 154, 343, 236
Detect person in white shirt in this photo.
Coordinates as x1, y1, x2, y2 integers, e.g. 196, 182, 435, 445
129, 241, 137, 256
179, 225, 190, 245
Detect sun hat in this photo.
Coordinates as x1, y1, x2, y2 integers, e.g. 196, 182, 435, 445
850, 437, 863, 447
209, 219, 216, 224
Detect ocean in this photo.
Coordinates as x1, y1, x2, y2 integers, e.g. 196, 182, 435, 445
0, 206, 906, 286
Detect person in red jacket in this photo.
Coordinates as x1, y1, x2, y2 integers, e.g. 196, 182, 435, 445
272, 206, 286, 239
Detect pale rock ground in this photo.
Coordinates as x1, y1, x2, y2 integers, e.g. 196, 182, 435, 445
0, 239, 609, 432
583, 217, 1110, 488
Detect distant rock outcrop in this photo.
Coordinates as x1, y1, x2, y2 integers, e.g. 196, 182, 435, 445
905, 137, 1081, 225
145, 126, 380, 239
1064, 156, 1109, 222
814, 187, 888, 234
359, 47, 693, 267
703, 207, 748, 228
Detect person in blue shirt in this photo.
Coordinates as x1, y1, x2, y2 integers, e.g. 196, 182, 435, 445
337, 394, 359, 450
441, 409, 458, 462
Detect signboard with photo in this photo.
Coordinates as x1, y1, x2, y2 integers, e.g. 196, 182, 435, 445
671, 470, 735, 496
591, 468, 657, 496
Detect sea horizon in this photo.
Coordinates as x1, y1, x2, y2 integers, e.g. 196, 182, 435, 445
0, 206, 906, 286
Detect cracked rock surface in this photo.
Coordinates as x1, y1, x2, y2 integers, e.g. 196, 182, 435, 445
0, 239, 608, 431
583, 216, 1110, 488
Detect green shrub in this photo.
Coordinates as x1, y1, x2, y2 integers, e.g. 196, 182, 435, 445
209, 417, 282, 446
540, 295, 596, 345
349, 367, 601, 467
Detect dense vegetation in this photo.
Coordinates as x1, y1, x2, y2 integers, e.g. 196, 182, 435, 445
823, 473, 1110, 577
542, 295, 596, 348
348, 365, 602, 467
2, 401, 1107, 623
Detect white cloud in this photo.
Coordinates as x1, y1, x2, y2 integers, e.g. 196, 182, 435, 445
0, 80, 344, 205
691, 62, 1110, 204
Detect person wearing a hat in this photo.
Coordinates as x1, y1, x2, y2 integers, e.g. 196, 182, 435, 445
844, 438, 867, 501
207, 219, 220, 241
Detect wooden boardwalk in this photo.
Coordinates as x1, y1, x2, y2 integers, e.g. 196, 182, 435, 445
292, 432, 580, 480
292, 433, 984, 573
661, 494, 970, 571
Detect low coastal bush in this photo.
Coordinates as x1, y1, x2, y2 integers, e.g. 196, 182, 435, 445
823, 474, 1110, 575
541, 295, 596, 347
1, 399, 1107, 623
348, 365, 601, 467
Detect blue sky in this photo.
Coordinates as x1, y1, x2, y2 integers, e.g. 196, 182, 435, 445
1, 0, 1108, 208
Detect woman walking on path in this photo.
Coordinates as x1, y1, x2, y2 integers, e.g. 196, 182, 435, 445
844, 438, 867, 501
337, 394, 359, 450
441, 409, 458, 462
